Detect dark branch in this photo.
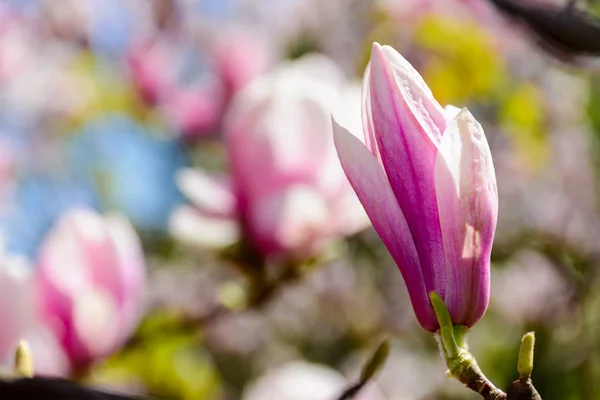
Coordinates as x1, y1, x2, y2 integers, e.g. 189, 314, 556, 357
506, 378, 542, 400
0, 377, 151, 400
453, 359, 507, 400
486, 0, 600, 59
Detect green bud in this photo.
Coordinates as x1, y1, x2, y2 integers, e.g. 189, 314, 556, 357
360, 338, 390, 383
517, 332, 535, 379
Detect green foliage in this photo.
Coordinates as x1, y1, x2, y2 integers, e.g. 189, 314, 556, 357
587, 77, 600, 137
499, 84, 548, 171
359, 338, 390, 383
93, 314, 222, 400
285, 34, 322, 60
584, 76, 600, 182
414, 16, 506, 105
61, 52, 149, 132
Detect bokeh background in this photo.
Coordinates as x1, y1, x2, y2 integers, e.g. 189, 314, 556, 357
0, 0, 599, 399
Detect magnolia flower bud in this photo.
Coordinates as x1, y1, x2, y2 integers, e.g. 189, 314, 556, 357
334, 43, 498, 331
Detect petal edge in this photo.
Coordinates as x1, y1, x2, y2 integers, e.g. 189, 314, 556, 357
333, 117, 438, 330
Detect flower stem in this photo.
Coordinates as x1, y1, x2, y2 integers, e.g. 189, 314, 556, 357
448, 350, 506, 400
429, 293, 544, 400
430, 292, 506, 400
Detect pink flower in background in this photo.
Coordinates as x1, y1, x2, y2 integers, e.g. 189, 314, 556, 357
213, 29, 271, 101
333, 43, 498, 331
165, 86, 223, 139
0, 138, 17, 213
128, 41, 173, 106
128, 39, 224, 138
171, 54, 368, 259
0, 251, 37, 364
174, 29, 271, 140
35, 209, 146, 368
128, 29, 271, 140
0, 240, 68, 376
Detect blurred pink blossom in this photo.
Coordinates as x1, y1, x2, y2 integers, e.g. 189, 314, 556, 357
128, 29, 272, 140
171, 54, 368, 260
0, 138, 17, 213
213, 29, 272, 100
0, 250, 38, 365
0, 240, 68, 376
164, 86, 224, 138
128, 41, 174, 105
0, 11, 34, 83
35, 209, 146, 369
127, 39, 224, 139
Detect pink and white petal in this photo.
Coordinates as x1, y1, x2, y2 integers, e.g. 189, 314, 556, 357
36, 212, 93, 302
20, 327, 70, 377
28, 330, 70, 376
369, 43, 446, 296
67, 211, 123, 299
443, 104, 462, 123
266, 95, 332, 180
226, 87, 330, 196
0, 256, 37, 360
71, 287, 122, 361
177, 168, 237, 218
169, 206, 240, 249
105, 215, 144, 294
380, 44, 447, 144
333, 119, 437, 331
225, 64, 334, 184
104, 214, 146, 333
361, 63, 379, 156
435, 108, 497, 325
249, 185, 330, 255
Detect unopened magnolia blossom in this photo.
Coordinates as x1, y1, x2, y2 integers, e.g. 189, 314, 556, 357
171, 54, 368, 259
35, 209, 146, 367
334, 43, 498, 332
